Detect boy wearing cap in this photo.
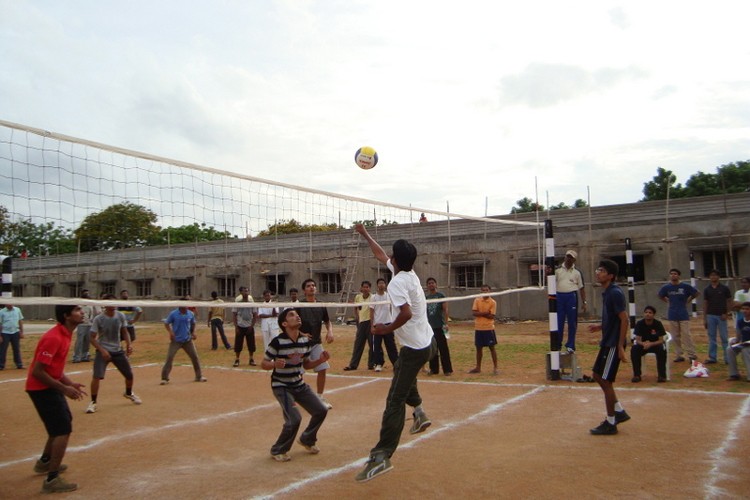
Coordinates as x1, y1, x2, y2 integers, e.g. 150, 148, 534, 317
555, 250, 587, 352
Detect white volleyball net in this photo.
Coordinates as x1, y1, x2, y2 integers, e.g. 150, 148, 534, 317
0, 119, 544, 319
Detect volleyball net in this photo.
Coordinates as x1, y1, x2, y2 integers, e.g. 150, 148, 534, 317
0, 119, 545, 318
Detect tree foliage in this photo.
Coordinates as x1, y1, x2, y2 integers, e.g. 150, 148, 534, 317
641, 161, 750, 201
511, 197, 588, 213
256, 219, 341, 238
158, 223, 235, 245
0, 207, 76, 257
350, 219, 399, 228
75, 202, 161, 251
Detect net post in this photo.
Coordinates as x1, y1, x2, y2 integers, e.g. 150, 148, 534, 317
689, 252, 697, 317
545, 220, 560, 380
1, 256, 12, 298
625, 238, 636, 341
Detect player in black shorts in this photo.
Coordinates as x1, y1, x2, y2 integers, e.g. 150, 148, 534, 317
588, 259, 631, 435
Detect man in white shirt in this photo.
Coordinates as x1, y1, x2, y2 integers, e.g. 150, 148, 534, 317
554, 250, 587, 352
353, 224, 436, 483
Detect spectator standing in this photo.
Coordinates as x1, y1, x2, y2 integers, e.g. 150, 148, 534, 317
554, 250, 587, 352
468, 285, 498, 375
344, 281, 374, 371
732, 277, 750, 337
258, 289, 280, 353
208, 291, 231, 350
232, 286, 257, 367
425, 277, 452, 376
0, 304, 24, 370
296, 279, 334, 409
117, 289, 142, 342
658, 269, 700, 362
370, 278, 398, 372
703, 269, 733, 364
72, 290, 98, 363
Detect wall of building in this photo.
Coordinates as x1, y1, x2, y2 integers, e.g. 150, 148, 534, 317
13, 192, 750, 322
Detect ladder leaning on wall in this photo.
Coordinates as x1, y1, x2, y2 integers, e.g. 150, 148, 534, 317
335, 231, 361, 324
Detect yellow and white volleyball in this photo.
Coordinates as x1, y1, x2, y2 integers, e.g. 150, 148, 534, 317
354, 146, 378, 170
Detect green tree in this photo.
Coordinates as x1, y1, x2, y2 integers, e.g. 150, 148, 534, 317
572, 199, 588, 208
641, 167, 683, 201
75, 202, 161, 251
549, 202, 569, 210
256, 219, 341, 238
510, 197, 544, 214
0, 206, 76, 256
158, 223, 235, 245
350, 219, 399, 228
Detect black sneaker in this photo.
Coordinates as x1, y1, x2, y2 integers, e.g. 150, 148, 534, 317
704, 358, 717, 365
590, 420, 618, 435
355, 456, 393, 482
673, 357, 685, 363
727, 375, 741, 381
614, 410, 631, 424
631, 376, 641, 383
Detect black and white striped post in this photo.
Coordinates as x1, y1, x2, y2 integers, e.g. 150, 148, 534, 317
689, 252, 697, 317
0, 256, 11, 299
625, 238, 636, 341
545, 220, 560, 380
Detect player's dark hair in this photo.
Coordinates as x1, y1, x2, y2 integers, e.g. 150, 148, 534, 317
392, 239, 417, 271
301, 278, 316, 290
376, 278, 386, 285
289, 287, 298, 294
361, 280, 371, 287
669, 268, 681, 275
708, 269, 720, 276
643, 305, 657, 314
263, 289, 272, 295
55, 305, 78, 324
426, 277, 437, 284
599, 259, 619, 278
211, 291, 218, 298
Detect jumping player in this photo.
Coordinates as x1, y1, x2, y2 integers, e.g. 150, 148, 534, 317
353, 223, 436, 482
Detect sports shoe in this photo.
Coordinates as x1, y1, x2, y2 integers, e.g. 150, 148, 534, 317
298, 439, 320, 454
631, 376, 641, 383
232, 359, 240, 367
614, 410, 631, 424
195, 377, 207, 382
249, 359, 256, 366
355, 456, 393, 483
374, 365, 383, 372
124, 393, 142, 404
704, 358, 718, 365
566, 347, 575, 354
271, 453, 291, 462
657, 376, 667, 383
673, 356, 685, 363
727, 374, 741, 381
33, 460, 67, 474
41, 476, 78, 493
86, 401, 97, 414
319, 396, 333, 409
409, 410, 431, 434
160, 379, 169, 385
590, 420, 618, 435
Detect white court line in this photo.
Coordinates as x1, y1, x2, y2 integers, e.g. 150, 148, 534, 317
252, 385, 546, 500
704, 394, 750, 499
0, 374, 381, 471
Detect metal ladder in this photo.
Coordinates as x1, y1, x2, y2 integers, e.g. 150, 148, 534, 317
335, 231, 361, 323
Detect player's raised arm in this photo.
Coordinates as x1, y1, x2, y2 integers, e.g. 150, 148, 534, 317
355, 224, 389, 265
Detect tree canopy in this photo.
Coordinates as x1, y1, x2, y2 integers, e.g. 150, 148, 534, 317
641, 161, 750, 201
256, 219, 341, 238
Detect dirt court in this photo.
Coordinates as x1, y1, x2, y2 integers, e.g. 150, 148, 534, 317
1, 319, 749, 499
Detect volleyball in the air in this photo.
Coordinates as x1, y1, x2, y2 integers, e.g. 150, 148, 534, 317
355, 146, 378, 170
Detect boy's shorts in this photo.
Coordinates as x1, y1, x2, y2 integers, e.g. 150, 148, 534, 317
474, 330, 497, 347
28, 389, 73, 437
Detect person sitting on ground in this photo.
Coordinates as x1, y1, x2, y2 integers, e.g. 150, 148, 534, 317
630, 305, 667, 383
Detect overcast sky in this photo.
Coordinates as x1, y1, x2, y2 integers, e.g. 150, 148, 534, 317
2, 1, 749, 218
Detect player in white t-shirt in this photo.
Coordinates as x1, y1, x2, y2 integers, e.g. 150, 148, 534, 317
353, 223, 436, 483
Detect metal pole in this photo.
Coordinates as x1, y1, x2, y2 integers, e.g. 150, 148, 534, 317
690, 252, 697, 317
1, 256, 11, 298
625, 238, 636, 341
545, 220, 560, 380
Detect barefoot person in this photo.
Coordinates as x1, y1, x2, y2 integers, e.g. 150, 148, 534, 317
26, 305, 87, 493
262, 308, 330, 462
354, 223, 436, 482
588, 259, 630, 435
468, 285, 498, 375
